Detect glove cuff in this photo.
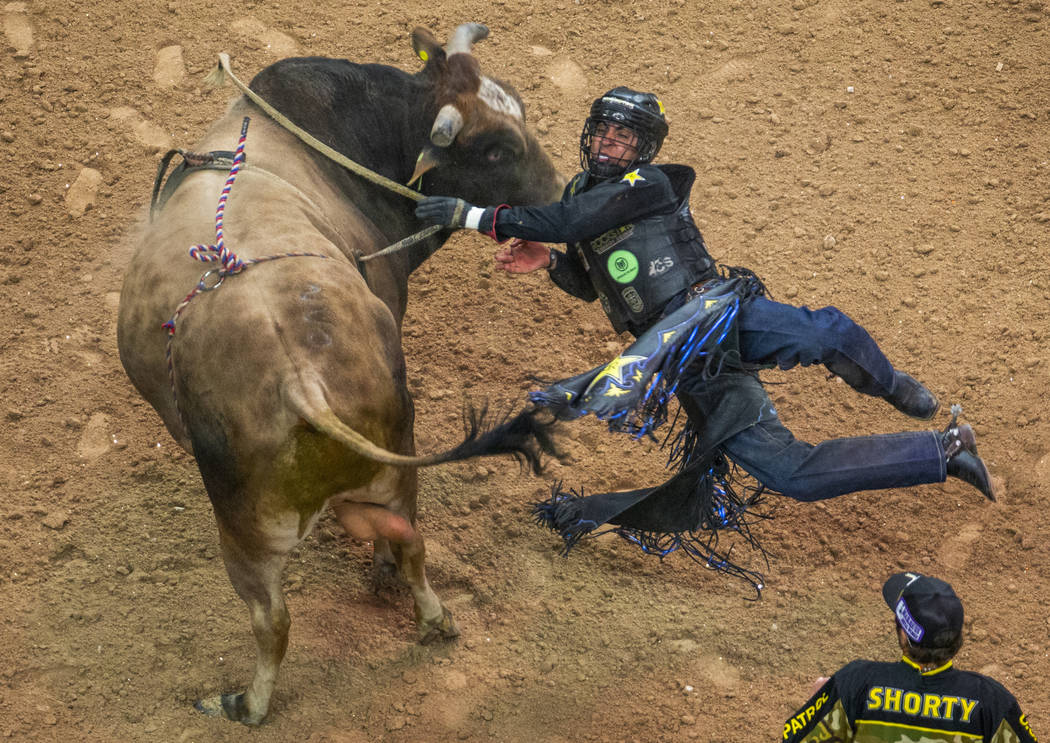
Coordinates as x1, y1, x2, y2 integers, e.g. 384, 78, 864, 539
464, 206, 486, 230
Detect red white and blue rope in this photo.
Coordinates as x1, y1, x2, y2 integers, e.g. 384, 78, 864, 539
161, 116, 329, 426
162, 117, 252, 338
187, 117, 249, 274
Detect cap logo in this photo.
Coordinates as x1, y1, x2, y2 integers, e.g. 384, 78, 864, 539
895, 598, 925, 643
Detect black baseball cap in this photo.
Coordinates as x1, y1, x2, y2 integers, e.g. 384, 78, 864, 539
882, 572, 964, 649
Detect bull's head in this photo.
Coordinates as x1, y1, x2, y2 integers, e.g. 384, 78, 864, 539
409, 23, 563, 206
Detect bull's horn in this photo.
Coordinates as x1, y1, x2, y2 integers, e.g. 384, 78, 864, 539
430, 103, 464, 147
445, 22, 489, 55
409, 145, 442, 184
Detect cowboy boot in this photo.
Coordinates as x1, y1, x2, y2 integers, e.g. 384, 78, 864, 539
943, 423, 996, 501
886, 371, 940, 420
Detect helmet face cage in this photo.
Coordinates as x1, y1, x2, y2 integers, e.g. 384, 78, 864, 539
579, 88, 668, 178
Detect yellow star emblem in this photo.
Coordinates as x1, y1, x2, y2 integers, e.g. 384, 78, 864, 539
592, 354, 646, 387
620, 169, 645, 186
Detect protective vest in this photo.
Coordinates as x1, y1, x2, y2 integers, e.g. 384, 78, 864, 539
572, 165, 717, 335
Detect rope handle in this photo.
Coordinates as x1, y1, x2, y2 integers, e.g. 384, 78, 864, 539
162, 117, 330, 337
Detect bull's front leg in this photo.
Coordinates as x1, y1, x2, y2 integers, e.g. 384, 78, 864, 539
195, 528, 291, 725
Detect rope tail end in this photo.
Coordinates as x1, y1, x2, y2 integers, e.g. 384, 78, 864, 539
204, 53, 231, 88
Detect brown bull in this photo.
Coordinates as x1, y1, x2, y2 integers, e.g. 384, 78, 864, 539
116, 23, 562, 725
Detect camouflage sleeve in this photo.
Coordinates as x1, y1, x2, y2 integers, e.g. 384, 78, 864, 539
782, 676, 855, 743
990, 702, 1039, 743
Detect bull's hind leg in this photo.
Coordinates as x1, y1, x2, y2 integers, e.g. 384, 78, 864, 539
195, 526, 291, 726
370, 537, 400, 592
333, 498, 459, 644
390, 529, 460, 644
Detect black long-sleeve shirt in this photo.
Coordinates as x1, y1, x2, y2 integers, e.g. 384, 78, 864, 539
783, 656, 1038, 743
488, 165, 684, 303
492, 165, 679, 244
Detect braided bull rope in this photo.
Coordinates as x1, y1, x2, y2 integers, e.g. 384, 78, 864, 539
162, 117, 329, 427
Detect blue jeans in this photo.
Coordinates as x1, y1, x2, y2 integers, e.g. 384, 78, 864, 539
737, 296, 896, 396
721, 424, 946, 501
714, 297, 947, 501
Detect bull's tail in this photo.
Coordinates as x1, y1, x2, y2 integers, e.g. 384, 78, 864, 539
286, 384, 559, 473
441, 403, 561, 474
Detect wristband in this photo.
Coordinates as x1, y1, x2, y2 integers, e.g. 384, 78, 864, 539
464, 207, 485, 230
483, 204, 511, 243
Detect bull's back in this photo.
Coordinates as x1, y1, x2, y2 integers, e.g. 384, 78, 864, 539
117, 159, 407, 464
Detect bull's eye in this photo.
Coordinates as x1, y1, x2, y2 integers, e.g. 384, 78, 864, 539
486, 147, 506, 163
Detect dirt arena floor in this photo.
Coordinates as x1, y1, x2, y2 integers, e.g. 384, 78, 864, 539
1, 1, 1048, 741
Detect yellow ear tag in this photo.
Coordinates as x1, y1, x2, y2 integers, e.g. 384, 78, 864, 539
419, 50, 429, 62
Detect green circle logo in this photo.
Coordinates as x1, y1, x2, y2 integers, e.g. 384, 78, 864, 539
607, 250, 639, 283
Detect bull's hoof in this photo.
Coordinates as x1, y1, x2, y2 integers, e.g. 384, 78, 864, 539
194, 692, 264, 725
418, 606, 460, 645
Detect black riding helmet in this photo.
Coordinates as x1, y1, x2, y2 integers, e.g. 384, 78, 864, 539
579, 87, 669, 178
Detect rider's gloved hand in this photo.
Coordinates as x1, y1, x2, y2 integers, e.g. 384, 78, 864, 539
414, 196, 486, 230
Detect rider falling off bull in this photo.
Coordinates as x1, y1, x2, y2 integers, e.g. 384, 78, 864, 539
414, 87, 995, 576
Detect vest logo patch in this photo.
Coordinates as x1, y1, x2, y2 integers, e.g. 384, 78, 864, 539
607, 250, 639, 284
589, 224, 634, 254
621, 286, 644, 314
621, 169, 645, 186
649, 256, 674, 276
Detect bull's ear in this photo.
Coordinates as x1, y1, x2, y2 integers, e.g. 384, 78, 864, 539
411, 27, 446, 68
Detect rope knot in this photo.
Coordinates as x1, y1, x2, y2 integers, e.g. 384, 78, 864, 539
185, 117, 250, 274
159, 114, 329, 430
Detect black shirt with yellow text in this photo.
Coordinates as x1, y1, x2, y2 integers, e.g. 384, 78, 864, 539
782, 657, 1037, 742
